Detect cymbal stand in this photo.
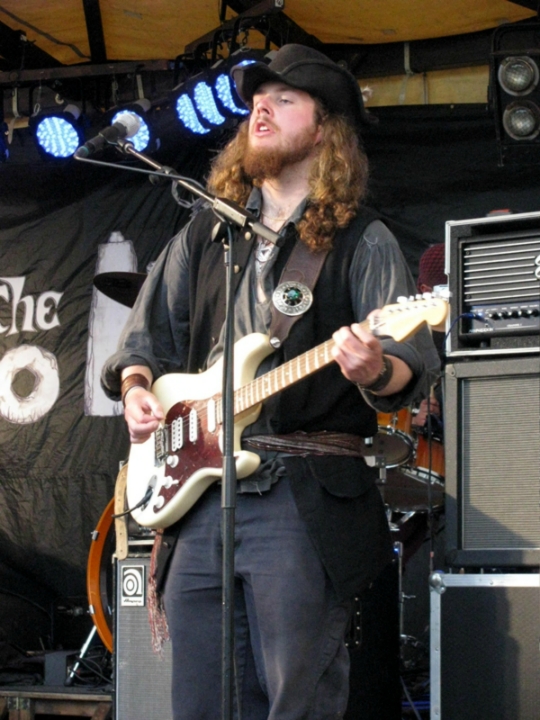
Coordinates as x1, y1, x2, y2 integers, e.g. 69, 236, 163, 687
64, 624, 98, 686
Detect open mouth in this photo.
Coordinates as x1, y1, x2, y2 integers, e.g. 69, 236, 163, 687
254, 119, 276, 135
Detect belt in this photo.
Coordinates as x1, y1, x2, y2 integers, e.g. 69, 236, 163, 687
244, 431, 368, 457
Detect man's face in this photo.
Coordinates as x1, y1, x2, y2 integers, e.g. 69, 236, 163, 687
244, 81, 322, 180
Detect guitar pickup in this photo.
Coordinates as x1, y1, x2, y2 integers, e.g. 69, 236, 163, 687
171, 416, 183, 451
189, 408, 198, 443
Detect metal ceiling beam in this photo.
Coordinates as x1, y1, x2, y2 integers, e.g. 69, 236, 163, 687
225, 0, 320, 44
324, 28, 497, 79
184, 0, 320, 56
82, 0, 107, 63
0, 20, 63, 70
0, 59, 170, 87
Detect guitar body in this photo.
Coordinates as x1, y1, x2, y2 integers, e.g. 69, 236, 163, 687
126, 333, 275, 528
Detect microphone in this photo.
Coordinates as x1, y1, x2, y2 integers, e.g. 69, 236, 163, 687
74, 112, 142, 158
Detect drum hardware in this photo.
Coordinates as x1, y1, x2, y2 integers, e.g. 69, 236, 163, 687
64, 624, 100, 686
401, 435, 445, 486
365, 409, 415, 469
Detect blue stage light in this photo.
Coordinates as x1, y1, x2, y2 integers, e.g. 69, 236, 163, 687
176, 93, 210, 134
171, 50, 268, 136
193, 81, 226, 126
31, 105, 83, 159
111, 109, 150, 151
214, 74, 249, 116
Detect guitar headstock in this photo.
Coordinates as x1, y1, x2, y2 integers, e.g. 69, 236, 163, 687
371, 293, 449, 341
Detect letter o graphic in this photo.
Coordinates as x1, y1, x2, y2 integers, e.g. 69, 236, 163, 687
0, 345, 60, 424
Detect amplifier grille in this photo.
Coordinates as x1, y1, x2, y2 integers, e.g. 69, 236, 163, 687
463, 231, 540, 305
462, 374, 540, 550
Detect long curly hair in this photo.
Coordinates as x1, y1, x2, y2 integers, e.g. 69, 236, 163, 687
206, 107, 369, 252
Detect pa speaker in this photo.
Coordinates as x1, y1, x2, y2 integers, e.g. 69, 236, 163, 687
490, 22, 540, 166
444, 356, 540, 567
115, 556, 173, 720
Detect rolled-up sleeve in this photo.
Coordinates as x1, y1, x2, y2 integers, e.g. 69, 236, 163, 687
349, 219, 441, 412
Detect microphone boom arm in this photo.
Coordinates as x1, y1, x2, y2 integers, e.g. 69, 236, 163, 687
75, 139, 283, 247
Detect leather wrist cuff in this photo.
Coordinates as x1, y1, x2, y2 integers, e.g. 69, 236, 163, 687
121, 373, 150, 406
356, 355, 394, 393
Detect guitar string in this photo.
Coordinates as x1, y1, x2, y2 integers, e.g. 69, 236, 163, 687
163, 317, 382, 436
161, 304, 440, 436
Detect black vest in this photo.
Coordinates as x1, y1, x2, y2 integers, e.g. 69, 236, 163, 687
184, 206, 380, 438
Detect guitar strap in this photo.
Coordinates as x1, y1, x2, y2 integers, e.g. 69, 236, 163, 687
114, 463, 129, 560
268, 238, 329, 347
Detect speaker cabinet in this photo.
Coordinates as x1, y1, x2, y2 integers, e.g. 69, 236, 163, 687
444, 356, 540, 567
431, 573, 540, 720
115, 557, 173, 720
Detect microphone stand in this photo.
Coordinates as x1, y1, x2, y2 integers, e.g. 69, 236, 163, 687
75, 141, 282, 720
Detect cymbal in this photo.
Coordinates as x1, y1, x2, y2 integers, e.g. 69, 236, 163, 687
93, 272, 147, 308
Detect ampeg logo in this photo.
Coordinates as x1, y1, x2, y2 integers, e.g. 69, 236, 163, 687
120, 564, 145, 607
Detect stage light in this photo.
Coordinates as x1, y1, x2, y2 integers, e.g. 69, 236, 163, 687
490, 22, 540, 165
502, 101, 540, 140
30, 104, 83, 159
0, 123, 8, 163
175, 93, 211, 134
110, 99, 153, 152
172, 50, 266, 136
96, 98, 158, 155
498, 56, 539, 96
0, 107, 8, 163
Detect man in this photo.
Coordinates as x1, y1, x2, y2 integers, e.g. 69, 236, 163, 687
102, 44, 439, 719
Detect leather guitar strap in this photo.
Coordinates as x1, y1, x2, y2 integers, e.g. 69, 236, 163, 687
114, 463, 129, 560
268, 239, 329, 346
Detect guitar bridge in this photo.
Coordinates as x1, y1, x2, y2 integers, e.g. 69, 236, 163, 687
154, 426, 169, 465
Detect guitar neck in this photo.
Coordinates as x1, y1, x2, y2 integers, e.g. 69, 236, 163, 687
210, 293, 448, 423
230, 318, 370, 417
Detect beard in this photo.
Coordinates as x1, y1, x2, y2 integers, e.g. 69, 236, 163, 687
243, 122, 320, 181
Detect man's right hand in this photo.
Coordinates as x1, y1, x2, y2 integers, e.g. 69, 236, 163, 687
123, 387, 165, 443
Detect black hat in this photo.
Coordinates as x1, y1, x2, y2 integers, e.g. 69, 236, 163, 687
231, 44, 376, 128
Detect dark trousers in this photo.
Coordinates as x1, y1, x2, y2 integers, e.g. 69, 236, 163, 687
163, 477, 353, 719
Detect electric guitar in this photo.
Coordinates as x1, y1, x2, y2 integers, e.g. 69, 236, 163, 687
125, 295, 448, 528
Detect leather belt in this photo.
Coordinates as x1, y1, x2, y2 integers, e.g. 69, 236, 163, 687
244, 430, 368, 457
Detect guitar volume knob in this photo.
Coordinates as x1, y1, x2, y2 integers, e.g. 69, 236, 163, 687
166, 455, 179, 468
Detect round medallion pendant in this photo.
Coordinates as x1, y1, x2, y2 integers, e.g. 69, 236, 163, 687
272, 281, 313, 316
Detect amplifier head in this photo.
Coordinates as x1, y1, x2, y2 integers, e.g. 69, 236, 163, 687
446, 210, 540, 357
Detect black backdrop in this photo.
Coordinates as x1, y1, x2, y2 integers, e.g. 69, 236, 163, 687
0, 103, 538, 653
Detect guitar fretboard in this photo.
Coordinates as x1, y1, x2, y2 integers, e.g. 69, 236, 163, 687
215, 318, 372, 422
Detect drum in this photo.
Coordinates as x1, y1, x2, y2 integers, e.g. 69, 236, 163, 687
365, 408, 414, 468
86, 499, 115, 653
377, 466, 444, 513
402, 435, 445, 484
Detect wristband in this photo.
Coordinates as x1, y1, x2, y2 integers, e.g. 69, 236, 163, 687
356, 355, 394, 393
121, 373, 150, 406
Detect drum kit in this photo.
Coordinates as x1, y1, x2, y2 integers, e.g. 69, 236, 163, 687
365, 407, 445, 560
